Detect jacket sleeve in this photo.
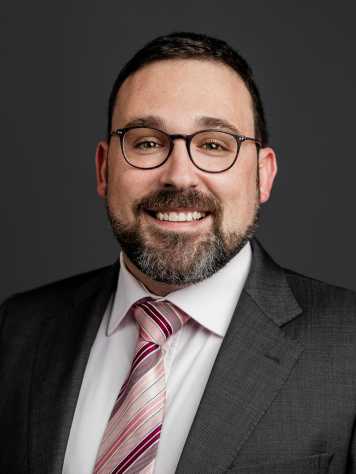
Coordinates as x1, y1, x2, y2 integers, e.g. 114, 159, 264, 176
347, 417, 356, 473
0, 297, 11, 343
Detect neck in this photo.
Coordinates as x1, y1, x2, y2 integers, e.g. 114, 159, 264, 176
123, 254, 188, 296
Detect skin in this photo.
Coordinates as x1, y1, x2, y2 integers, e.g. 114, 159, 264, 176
96, 59, 277, 296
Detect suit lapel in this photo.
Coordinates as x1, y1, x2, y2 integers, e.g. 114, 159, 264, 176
29, 263, 119, 474
176, 240, 304, 473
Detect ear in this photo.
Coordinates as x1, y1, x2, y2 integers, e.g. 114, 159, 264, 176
95, 140, 109, 198
258, 147, 278, 204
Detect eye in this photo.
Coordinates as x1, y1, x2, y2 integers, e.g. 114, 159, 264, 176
135, 140, 162, 150
201, 140, 226, 151
124, 128, 169, 157
196, 138, 231, 155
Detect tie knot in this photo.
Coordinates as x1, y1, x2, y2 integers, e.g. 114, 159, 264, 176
131, 297, 190, 346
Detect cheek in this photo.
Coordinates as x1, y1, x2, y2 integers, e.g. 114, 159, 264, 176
108, 166, 156, 216
106, 166, 133, 216
219, 167, 258, 229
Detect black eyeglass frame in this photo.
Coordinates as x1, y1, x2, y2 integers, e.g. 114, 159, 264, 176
109, 126, 262, 174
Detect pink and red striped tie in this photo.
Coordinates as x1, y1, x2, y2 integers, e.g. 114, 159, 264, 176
93, 297, 190, 474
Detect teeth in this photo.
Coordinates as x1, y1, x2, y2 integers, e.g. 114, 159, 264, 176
155, 211, 206, 222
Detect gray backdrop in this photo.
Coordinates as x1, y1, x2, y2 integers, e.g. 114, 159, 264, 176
1, 1, 356, 302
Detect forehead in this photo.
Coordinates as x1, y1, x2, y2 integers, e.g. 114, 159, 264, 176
113, 59, 254, 134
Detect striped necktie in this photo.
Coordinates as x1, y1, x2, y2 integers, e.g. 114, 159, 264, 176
94, 296, 190, 474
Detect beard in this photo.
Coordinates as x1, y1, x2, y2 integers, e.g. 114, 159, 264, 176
106, 186, 259, 286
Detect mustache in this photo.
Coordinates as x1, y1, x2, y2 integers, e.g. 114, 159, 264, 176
136, 189, 221, 214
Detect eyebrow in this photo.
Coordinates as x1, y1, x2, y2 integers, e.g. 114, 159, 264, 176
195, 116, 242, 135
123, 116, 166, 130
122, 115, 243, 135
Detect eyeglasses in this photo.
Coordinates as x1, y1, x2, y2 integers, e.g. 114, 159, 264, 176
110, 126, 262, 173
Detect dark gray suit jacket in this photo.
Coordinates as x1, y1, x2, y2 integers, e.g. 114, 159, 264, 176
1, 240, 356, 473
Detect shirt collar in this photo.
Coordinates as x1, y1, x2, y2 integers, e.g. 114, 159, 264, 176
107, 242, 252, 338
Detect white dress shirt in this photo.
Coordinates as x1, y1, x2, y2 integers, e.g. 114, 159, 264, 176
63, 242, 252, 474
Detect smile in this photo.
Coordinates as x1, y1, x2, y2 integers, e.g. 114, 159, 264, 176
155, 211, 206, 222
144, 208, 211, 226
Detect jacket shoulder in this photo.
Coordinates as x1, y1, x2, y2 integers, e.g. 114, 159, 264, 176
284, 268, 356, 339
285, 268, 356, 311
0, 263, 118, 329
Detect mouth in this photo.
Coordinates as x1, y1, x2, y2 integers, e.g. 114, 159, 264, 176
143, 208, 212, 226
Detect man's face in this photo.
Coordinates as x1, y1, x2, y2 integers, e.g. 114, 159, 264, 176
96, 59, 277, 289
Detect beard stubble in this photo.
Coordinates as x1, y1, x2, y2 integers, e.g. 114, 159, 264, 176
105, 184, 260, 285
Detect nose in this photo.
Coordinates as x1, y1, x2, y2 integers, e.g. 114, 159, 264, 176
157, 138, 199, 189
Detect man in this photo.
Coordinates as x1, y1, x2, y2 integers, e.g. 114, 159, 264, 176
1, 32, 356, 474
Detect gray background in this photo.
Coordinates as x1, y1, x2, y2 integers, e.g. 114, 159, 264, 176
1, 1, 356, 302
